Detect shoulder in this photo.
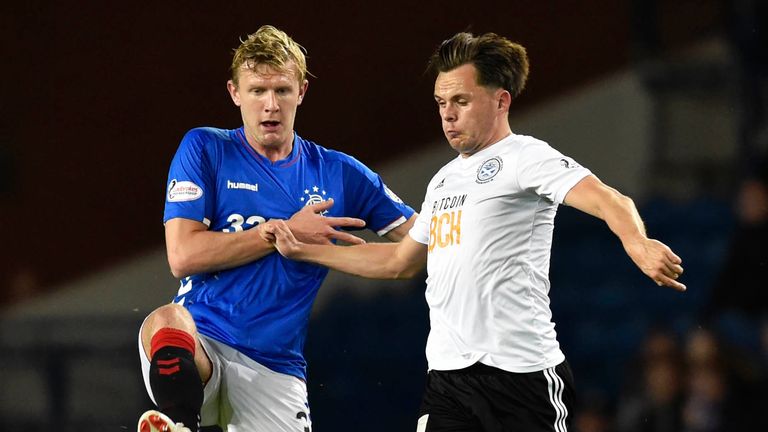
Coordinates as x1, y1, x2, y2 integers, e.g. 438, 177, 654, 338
507, 133, 552, 155
297, 134, 375, 172
504, 133, 565, 165
180, 127, 234, 147
175, 127, 237, 163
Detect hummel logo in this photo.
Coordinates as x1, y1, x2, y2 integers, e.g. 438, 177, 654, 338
227, 180, 259, 192
435, 178, 445, 189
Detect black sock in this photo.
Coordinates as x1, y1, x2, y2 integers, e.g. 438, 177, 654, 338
149, 346, 203, 431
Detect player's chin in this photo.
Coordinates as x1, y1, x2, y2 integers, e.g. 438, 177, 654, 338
259, 133, 288, 147
448, 139, 469, 153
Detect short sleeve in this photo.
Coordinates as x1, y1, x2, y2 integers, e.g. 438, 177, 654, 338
516, 142, 592, 204
163, 129, 216, 226
408, 198, 432, 245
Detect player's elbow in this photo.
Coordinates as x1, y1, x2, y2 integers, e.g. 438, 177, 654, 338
595, 187, 634, 220
613, 191, 637, 214
388, 261, 423, 280
167, 251, 194, 279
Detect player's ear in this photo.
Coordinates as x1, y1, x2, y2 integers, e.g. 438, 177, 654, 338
297, 80, 309, 105
227, 80, 242, 107
497, 89, 511, 111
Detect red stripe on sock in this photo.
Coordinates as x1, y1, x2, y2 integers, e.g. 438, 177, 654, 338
157, 358, 180, 366
150, 327, 196, 358
159, 365, 181, 375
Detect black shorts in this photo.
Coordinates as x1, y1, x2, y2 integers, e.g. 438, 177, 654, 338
417, 361, 575, 432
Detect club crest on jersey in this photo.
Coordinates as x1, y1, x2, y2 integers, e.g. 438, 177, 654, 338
476, 157, 503, 184
167, 179, 203, 202
300, 185, 331, 215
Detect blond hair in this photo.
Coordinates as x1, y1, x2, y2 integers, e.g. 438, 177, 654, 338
230, 25, 309, 86
428, 32, 529, 98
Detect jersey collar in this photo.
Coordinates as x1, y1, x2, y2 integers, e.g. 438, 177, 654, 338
236, 127, 302, 168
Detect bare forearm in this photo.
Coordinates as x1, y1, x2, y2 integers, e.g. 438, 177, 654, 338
383, 213, 418, 242
167, 228, 273, 278
565, 176, 685, 290
597, 190, 647, 248
295, 242, 413, 279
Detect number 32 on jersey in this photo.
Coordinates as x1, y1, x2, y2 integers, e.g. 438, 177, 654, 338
223, 213, 266, 232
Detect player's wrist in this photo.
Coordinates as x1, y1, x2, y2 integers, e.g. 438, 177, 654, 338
289, 242, 314, 261
621, 234, 648, 256
255, 222, 277, 249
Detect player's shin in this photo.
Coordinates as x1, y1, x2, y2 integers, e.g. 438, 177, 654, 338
148, 327, 203, 432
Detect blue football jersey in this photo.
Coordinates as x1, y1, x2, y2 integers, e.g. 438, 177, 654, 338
163, 127, 414, 380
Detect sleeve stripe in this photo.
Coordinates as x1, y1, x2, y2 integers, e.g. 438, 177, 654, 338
376, 216, 407, 236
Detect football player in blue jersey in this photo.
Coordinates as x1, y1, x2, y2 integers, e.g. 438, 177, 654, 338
136, 25, 416, 432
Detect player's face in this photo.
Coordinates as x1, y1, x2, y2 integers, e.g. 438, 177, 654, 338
228, 62, 308, 153
434, 64, 508, 156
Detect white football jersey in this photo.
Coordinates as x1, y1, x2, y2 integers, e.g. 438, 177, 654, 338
409, 133, 592, 373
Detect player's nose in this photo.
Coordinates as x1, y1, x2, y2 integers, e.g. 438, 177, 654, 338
264, 91, 279, 111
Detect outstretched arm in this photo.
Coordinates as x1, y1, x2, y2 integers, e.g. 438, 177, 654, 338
564, 175, 686, 291
383, 213, 418, 242
166, 198, 366, 278
263, 219, 428, 279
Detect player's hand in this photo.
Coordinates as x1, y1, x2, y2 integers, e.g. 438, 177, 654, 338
262, 220, 304, 259
625, 238, 686, 291
257, 220, 278, 244
287, 198, 366, 245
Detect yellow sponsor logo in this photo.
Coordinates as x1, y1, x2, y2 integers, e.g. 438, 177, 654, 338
429, 210, 462, 252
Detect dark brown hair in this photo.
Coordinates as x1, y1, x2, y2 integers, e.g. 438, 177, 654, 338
428, 32, 529, 98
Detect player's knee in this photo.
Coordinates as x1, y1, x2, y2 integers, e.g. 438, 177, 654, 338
143, 304, 197, 342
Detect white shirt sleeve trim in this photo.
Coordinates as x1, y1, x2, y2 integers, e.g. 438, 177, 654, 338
375, 215, 407, 236
553, 170, 592, 204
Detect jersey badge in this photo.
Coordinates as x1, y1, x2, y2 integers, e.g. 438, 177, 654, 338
476, 157, 503, 184
167, 179, 203, 202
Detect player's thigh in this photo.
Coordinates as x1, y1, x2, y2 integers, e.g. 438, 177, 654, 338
477, 362, 575, 432
417, 370, 482, 432
418, 363, 575, 432
216, 345, 311, 432
196, 336, 225, 427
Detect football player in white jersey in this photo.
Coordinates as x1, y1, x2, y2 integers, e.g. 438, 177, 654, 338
264, 31, 685, 432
